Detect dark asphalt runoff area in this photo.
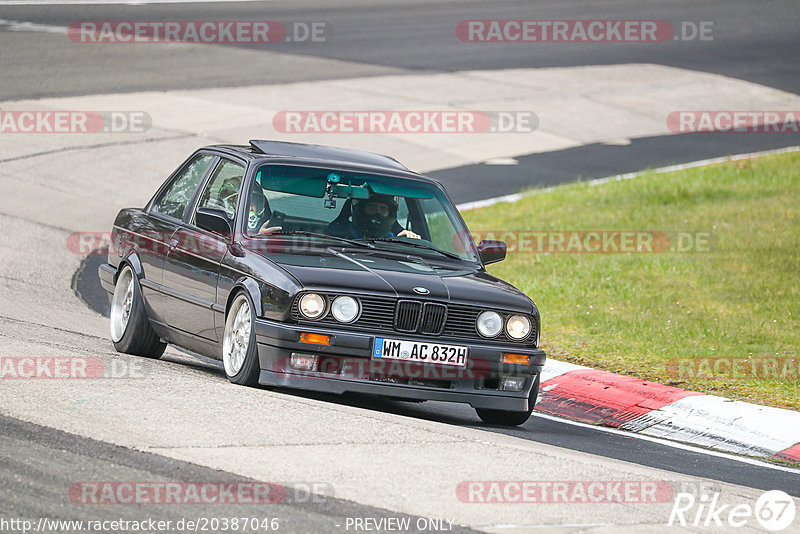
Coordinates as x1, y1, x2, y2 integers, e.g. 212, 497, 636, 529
432, 130, 800, 203
0, 414, 480, 534
1, 0, 799, 98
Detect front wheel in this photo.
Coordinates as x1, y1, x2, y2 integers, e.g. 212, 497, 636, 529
475, 374, 540, 426
109, 265, 166, 358
222, 292, 260, 386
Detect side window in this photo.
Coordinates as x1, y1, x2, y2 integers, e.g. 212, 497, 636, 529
194, 159, 245, 221
153, 155, 214, 220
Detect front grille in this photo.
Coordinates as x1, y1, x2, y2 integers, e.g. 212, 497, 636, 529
420, 303, 447, 335
290, 294, 536, 345
394, 300, 422, 332
355, 297, 396, 330
442, 305, 482, 339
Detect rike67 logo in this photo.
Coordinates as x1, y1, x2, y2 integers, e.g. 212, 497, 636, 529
669, 489, 796, 531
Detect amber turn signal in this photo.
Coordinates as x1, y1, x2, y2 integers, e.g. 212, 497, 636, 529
502, 353, 530, 365
299, 332, 331, 345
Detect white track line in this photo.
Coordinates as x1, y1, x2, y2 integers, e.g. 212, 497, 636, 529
457, 145, 800, 212
531, 412, 800, 475
0, 19, 68, 33
636, 395, 800, 458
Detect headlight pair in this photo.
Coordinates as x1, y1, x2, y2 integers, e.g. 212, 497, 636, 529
476, 311, 532, 340
299, 293, 359, 323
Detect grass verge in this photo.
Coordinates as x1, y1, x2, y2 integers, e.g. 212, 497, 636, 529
461, 151, 800, 411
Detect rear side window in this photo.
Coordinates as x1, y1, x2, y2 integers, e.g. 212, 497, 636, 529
153, 154, 214, 220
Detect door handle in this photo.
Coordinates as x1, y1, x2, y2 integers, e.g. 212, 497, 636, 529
168, 238, 179, 252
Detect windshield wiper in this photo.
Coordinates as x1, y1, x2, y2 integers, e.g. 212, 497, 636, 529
362, 237, 464, 260
269, 230, 376, 249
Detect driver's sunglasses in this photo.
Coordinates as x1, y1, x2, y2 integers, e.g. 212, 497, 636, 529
363, 202, 390, 217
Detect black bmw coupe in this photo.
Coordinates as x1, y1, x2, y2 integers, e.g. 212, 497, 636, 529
99, 140, 545, 425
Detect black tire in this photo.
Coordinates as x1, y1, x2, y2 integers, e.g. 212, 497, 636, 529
222, 292, 261, 386
475, 374, 540, 426
109, 265, 166, 358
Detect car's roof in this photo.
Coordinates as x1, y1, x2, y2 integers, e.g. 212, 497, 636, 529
208, 140, 423, 176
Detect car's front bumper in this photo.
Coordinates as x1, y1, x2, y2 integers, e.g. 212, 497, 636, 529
253, 319, 545, 411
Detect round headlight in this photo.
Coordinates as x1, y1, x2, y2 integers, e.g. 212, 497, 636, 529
299, 293, 326, 319
506, 314, 531, 339
476, 311, 503, 338
331, 296, 359, 323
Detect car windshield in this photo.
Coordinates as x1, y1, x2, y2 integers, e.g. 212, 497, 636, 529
245, 165, 479, 263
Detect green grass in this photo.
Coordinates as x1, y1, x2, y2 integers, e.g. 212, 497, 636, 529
461, 151, 800, 410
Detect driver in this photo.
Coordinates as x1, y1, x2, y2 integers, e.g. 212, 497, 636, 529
328, 193, 420, 240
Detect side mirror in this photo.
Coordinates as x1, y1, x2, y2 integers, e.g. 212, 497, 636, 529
478, 239, 507, 265
196, 207, 232, 237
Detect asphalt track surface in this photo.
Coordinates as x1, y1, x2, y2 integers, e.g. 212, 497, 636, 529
1, 0, 799, 99
1, 414, 480, 534
3, 0, 800, 532
3, 0, 799, 202
433, 130, 800, 203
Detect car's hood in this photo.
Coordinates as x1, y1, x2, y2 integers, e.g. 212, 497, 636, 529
258, 248, 534, 313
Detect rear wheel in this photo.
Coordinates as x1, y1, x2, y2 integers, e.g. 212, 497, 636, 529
222, 292, 260, 386
109, 265, 166, 358
475, 374, 540, 426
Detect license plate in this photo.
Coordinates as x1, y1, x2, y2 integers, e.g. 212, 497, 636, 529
372, 338, 468, 367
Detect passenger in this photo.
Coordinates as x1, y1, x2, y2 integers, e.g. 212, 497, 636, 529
248, 186, 282, 235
